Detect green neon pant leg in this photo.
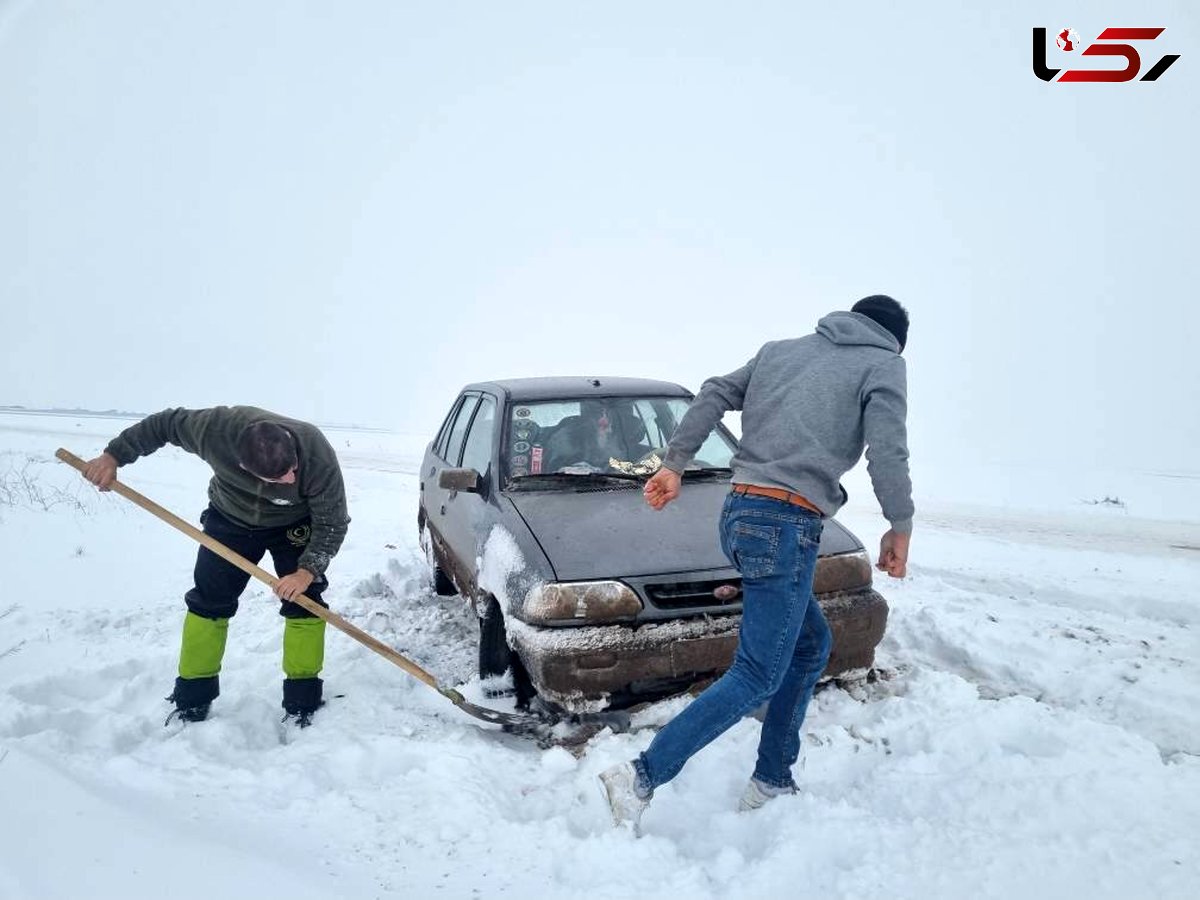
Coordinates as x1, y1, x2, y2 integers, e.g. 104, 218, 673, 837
178, 611, 229, 679
283, 617, 326, 679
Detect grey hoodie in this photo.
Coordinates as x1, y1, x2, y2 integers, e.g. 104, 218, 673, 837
664, 311, 913, 532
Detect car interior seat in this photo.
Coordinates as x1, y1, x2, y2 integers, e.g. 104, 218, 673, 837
613, 406, 647, 445
612, 405, 652, 458
542, 415, 585, 471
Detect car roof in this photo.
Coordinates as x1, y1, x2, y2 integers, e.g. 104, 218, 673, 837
463, 376, 694, 402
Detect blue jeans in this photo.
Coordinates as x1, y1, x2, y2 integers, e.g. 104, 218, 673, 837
636, 491, 832, 792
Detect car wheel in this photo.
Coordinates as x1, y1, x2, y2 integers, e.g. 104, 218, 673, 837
479, 596, 536, 709
419, 522, 458, 597
431, 564, 456, 597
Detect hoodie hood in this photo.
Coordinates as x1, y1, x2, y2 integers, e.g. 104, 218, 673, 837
815, 311, 901, 353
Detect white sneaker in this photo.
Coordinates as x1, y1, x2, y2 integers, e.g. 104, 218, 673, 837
598, 762, 650, 831
738, 777, 797, 812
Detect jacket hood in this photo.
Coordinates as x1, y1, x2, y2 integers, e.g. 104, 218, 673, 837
815, 311, 901, 353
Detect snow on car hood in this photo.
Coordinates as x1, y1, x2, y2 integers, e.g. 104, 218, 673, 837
505, 480, 861, 581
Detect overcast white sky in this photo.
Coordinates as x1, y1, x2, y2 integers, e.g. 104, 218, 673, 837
1, 1, 1197, 474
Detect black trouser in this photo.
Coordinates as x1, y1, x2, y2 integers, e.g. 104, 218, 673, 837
172, 505, 329, 714
185, 505, 328, 620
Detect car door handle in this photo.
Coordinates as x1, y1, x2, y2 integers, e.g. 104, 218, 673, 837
440, 504, 446, 515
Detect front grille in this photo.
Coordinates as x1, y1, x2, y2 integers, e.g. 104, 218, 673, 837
639, 552, 871, 613
644, 578, 743, 610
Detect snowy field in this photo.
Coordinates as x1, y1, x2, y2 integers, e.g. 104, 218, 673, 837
1, 410, 1198, 899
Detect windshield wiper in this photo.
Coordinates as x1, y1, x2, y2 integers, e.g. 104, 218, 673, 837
509, 468, 730, 488
510, 471, 644, 484
682, 467, 732, 479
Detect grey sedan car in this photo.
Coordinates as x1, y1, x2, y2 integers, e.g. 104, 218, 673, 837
418, 376, 888, 711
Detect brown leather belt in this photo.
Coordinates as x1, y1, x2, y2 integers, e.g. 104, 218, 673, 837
732, 483, 823, 515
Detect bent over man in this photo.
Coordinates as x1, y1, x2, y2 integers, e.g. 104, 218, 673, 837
600, 295, 913, 830
81, 406, 350, 726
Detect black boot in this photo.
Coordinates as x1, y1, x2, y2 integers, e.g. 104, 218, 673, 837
165, 675, 219, 725
282, 677, 323, 728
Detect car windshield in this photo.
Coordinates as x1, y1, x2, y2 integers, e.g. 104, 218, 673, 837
504, 396, 735, 483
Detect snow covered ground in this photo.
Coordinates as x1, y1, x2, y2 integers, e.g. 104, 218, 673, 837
1, 410, 1198, 899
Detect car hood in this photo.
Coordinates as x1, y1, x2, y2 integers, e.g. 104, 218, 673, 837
505, 481, 862, 581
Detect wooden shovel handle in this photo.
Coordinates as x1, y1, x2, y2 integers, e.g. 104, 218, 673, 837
56, 447, 443, 691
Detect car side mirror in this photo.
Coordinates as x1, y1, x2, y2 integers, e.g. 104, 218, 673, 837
439, 467, 481, 494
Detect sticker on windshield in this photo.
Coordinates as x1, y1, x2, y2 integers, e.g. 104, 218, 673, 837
510, 467, 528, 477
512, 441, 530, 454
514, 407, 532, 418
510, 454, 529, 466
530, 446, 543, 474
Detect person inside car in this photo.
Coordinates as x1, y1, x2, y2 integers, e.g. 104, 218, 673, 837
543, 400, 618, 471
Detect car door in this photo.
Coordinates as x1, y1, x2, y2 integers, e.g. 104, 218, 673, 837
440, 392, 499, 600
423, 392, 479, 577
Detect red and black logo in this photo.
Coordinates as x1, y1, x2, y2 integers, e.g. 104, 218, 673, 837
1033, 27, 1180, 82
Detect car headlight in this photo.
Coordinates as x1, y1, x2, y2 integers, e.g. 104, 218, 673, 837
813, 549, 873, 594
522, 580, 643, 624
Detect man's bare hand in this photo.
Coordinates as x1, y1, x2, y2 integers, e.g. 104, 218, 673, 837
877, 529, 910, 579
83, 452, 119, 491
643, 467, 682, 510
274, 569, 316, 601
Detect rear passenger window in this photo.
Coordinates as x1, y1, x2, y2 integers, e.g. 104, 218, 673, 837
433, 398, 464, 459
442, 395, 479, 465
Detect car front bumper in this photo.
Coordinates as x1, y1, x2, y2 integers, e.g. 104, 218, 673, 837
509, 587, 888, 706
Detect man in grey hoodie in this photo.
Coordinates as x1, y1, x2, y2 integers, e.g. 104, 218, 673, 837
600, 295, 912, 830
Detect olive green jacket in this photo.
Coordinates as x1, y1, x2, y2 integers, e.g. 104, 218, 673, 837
105, 406, 350, 575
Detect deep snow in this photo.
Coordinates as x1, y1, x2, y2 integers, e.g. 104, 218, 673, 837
1, 410, 1198, 899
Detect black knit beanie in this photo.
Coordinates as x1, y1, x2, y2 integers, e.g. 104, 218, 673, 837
851, 295, 909, 351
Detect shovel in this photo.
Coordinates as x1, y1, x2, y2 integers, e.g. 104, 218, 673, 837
55, 447, 570, 737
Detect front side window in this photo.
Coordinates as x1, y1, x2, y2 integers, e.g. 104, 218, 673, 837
460, 395, 497, 475
504, 396, 735, 480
